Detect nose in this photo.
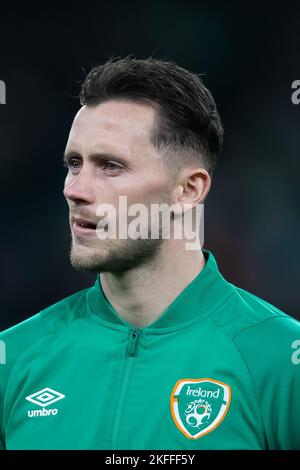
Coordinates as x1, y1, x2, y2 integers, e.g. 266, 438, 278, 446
63, 168, 94, 205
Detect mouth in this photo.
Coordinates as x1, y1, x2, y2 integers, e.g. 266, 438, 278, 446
72, 217, 97, 236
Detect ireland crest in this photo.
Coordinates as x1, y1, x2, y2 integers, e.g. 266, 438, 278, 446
170, 378, 231, 439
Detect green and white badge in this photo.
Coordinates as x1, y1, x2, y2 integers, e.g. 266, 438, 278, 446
170, 378, 231, 439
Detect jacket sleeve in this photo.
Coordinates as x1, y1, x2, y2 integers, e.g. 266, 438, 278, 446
233, 315, 300, 449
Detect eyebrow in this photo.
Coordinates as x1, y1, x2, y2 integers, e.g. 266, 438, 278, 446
63, 151, 129, 167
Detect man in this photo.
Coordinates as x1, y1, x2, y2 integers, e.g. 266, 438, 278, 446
0, 57, 299, 450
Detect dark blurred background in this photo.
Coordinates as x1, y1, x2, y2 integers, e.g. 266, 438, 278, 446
0, 1, 299, 330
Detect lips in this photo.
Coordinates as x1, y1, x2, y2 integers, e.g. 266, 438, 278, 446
72, 217, 97, 230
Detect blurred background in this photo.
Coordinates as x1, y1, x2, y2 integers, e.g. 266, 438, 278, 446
0, 1, 299, 330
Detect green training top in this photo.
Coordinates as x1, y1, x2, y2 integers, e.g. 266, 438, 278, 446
0, 249, 300, 450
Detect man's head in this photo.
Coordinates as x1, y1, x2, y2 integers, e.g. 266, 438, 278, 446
63, 56, 223, 273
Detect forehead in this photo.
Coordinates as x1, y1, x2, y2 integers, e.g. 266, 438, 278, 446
67, 100, 157, 157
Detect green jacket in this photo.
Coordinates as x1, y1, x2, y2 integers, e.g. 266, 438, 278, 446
0, 249, 299, 449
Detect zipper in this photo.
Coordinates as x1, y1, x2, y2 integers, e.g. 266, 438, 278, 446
111, 327, 140, 448
128, 327, 139, 356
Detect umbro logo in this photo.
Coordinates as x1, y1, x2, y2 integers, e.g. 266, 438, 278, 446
26, 387, 65, 407
26, 387, 65, 418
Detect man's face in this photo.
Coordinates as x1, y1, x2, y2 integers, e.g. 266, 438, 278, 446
63, 100, 174, 273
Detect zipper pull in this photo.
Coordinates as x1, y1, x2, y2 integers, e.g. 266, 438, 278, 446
128, 328, 139, 356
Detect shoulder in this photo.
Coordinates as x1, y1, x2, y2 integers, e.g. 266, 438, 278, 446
231, 287, 300, 348
231, 293, 300, 370
0, 286, 90, 358
216, 284, 300, 378
210, 283, 300, 367
211, 283, 299, 339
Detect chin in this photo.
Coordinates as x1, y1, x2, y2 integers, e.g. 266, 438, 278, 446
70, 244, 105, 272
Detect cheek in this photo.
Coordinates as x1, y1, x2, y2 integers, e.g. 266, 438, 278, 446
131, 171, 170, 198
137, 177, 171, 204
93, 169, 170, 210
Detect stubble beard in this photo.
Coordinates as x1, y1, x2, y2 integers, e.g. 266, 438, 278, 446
69, 232, 165, 274
69, 190, 174, 274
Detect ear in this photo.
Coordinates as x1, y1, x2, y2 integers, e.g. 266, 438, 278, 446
176, 168, 211, 208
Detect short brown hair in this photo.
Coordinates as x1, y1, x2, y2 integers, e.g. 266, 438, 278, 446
80, 56, 223, 176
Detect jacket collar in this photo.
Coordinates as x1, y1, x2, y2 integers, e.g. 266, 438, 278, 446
87, 249, 235, 332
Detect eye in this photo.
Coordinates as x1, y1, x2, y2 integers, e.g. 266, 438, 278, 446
64, 157, 82, 171
103, 161, 123, 172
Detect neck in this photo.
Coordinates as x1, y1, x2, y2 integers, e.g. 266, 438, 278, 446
100, 240, 206, 328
